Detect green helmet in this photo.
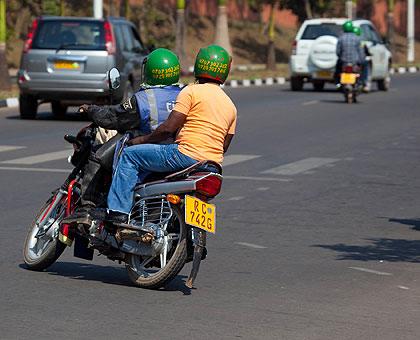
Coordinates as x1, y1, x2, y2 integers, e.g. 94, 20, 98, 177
353, 26, 361, 36
144, 48, 180, 86
343, 20, 354, 33
194, 44, 231, 84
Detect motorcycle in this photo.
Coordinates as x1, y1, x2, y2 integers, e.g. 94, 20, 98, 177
22, 68, 223, 289
339, 63, 362, 104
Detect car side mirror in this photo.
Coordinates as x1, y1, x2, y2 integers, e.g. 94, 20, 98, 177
107, 67, 121, 91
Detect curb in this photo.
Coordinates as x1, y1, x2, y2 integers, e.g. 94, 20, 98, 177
0, 97, 19, 109
390, 66, 419, 74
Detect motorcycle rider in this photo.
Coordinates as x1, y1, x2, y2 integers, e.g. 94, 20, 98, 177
63, 48, 182, 225
335, 20, 366, 89
105, 44, 237, 223
353, 26, 370, 91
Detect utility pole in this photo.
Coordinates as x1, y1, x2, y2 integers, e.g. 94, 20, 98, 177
0, 0, 10, 90
407, 0, 415, 63
345, 0, 353, 19
94, 0, 103, 19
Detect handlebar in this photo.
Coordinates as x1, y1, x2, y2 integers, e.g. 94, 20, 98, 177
64, 134, 81, 146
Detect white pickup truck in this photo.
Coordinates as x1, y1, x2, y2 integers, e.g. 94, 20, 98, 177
289, 18, 392, 91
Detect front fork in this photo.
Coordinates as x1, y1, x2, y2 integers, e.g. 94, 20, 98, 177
186, 227, 207, 289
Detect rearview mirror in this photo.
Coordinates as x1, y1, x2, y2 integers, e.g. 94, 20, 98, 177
107, 68, 121, 91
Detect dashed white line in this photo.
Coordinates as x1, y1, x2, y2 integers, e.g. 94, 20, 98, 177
235, 242, 267, 249
262, 157, 340, 175
398, 285, 410, 290
227, 196, 245, 201
0, 145, 26, 153
257, 187, 270, 191
349, 267, 392, 276
223, 154, 261, 167
1, 150, 71, 165
302, 100, 319, 106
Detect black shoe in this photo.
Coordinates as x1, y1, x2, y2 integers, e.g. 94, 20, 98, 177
106, 210, 129, 225
62, 205, 94, 225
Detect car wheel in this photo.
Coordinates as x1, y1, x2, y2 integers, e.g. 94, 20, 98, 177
312, 80, 325, 91
290, 76, 304, 91
19, 94, 38, 119
377, 66, 391, 91
51, 101, 67, 118
364, 64, 373, 92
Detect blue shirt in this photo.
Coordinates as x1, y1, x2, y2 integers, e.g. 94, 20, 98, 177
336, 33, 365, 64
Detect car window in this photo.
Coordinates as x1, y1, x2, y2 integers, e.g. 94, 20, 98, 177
301, 24, 342, 40
360, 24, 373, 41
114, 24, 124, 51
130, 26, 144, 51
121, 24, 134, 52
32, 20, 105, 50
368, 25, 382, 43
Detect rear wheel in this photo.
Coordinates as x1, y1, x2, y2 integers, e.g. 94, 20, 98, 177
125, 205, 188, 289
290, 76, 304, 91
23, 192, 67, 271
312, 80, 325, 91
19, 94, 38, 119
51, 101, 67, 118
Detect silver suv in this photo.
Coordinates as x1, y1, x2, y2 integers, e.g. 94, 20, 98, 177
18, 16, 148, 119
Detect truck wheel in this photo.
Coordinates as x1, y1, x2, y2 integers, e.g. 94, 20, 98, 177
290, 76, 304, 91
19, 94, 38, 119
51, 101, 67, 118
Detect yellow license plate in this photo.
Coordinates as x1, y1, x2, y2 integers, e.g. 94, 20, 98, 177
316, 71, 333, 79
340, 73, 357, 84
54, 61, 80, 70
185, 195, 216, 233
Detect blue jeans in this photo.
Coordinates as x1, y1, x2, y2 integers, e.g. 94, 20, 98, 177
107, 143, 198, 214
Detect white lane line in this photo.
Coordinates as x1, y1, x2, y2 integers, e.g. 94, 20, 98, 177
227, 196, 245, 201
302, 100, 319, 106
235, 242, 267, 249
0, 145, 26, 153
398, 285, 410, 290
0, 166, 70, 173
224, 175, 291, 182
262, 157, 340, 175
257, 187, 270, 191
1, 150, 71, 165
223, 154, 261, 167
349, 267, 392, 276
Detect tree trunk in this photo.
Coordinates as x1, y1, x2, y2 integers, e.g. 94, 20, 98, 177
304, 0, 313, 19
175, 0, 188, 74
0, 0, 10, 91
119, 0, 130, 18
60, 0, 65, 16
214, 0, 232, 55
266, 1, 278, 71
386, 0, 394, 54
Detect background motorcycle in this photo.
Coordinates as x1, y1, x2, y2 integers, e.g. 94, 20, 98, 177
22, 69, 223, 289
340, 63, 362, 104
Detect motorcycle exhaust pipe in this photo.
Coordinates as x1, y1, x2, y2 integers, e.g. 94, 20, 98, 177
186, 228, 206, 289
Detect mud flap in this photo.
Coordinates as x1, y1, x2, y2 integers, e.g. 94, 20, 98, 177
73, 234, 94, 260
186, 228, 206, 289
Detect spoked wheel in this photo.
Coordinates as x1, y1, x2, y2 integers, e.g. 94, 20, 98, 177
23, 192, 67, 271
125, 205, 188, 289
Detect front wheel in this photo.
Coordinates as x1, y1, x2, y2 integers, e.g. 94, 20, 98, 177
23, 192, 67, 271
125, 205, 188, 289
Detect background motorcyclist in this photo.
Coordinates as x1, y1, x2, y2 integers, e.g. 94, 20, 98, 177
353, 26, 370, 92
335, 21, 366, 88
63, 48, 182, 225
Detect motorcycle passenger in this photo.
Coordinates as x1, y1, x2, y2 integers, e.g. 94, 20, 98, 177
105, 44, 238, 224
335, 20, 366, 89
63, 48, 182, 225
353, 26, 370, 92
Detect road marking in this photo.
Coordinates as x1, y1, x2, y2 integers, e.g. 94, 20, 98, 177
257, 187, 270, 191
302, 100, 319, 106
349, 267, 392, 276
262, 157, 340, 175
398, 285, 410, 290
224, 175, 291, 182
0, 145, 26, 153
227, 196, 245, 201
235, 242, 267, 249
1, 150, 71, 165
223, 154, 261, 167
0, 166, 69, 173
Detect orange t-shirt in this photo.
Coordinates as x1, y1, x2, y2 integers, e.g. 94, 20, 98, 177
173, 83, 237, 164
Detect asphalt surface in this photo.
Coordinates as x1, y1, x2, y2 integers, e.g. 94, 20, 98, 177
1, 75, 420, 339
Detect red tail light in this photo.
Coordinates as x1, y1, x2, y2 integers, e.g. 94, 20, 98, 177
292, 40, 297, 55
195, 175, 222, 198
23, 18, 39, 53
343, 65, 354, 73
104, 21, 116, 55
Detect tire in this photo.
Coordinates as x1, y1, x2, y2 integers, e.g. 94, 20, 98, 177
23, 193, 67, 271
126, 204, 188, 289
19, 94, 38, 119
377, 71, 390, 92
51, 101, 67, 118
345, 91, 353, 104
290, 76, 304, 91
312, 80, 325, 91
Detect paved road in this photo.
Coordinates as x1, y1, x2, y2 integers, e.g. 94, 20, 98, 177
1, 75, 420, 339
